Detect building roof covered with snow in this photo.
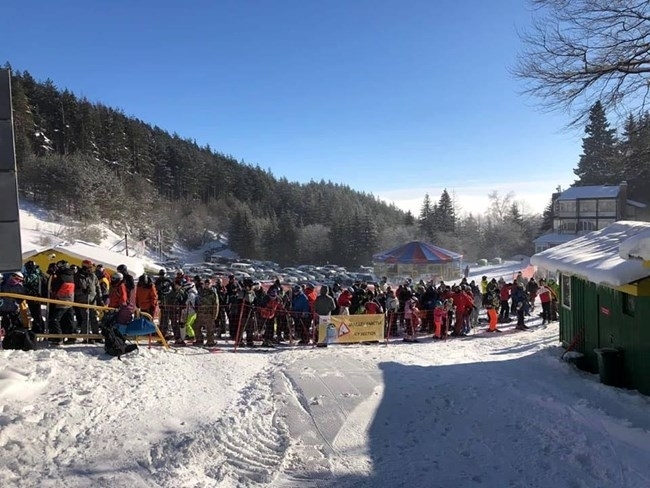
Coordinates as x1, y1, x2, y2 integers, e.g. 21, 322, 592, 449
619, 228, 650, 262
531, 221, 650, 287
22, 241, 162, 277
555, 185, 621, 200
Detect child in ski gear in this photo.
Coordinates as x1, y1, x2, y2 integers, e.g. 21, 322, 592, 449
403, 297, 420, 342
433, 300, 445, 339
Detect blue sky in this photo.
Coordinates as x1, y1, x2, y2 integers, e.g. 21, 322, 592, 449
4, 0, 580, 215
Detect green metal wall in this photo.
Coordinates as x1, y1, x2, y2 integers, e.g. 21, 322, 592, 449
560, 273, 650, 395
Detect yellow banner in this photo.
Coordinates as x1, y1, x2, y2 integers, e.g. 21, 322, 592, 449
317, 314, 385, 344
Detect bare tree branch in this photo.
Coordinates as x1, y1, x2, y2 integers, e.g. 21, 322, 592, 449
514, 0, 650, 125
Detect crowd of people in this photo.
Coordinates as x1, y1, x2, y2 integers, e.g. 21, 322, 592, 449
0, 260, 559, 349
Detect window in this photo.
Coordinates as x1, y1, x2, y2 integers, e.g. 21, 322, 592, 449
560, 220, 577, 232
597, 199, 616, 213
578, 199, 597, 213
623, 293, 635, 317
578, 219, 597, 231
561, 275, 571, 309
558, 201, 576, 213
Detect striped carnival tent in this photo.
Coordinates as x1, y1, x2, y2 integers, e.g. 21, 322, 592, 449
372, 241, 463, 282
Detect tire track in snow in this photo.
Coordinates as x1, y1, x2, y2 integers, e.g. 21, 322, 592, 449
144, 365, 291, 487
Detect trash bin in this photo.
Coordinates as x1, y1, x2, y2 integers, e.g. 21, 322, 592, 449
594, 347, 624, 387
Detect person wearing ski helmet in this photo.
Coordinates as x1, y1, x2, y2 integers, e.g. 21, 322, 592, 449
117, 264, 135, 305
108, 272, 128, 308
0, 271, 26, 330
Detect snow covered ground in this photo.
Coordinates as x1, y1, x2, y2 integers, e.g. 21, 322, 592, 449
3, 319, 650, 487
3, 202, 650, 487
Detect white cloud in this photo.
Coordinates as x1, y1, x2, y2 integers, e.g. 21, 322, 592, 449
376, 177, 575, 217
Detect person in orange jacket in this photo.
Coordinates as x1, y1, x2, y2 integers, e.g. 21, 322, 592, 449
433, 301, 445, 339
108, 273, 128, 308
135, 274, 159, 317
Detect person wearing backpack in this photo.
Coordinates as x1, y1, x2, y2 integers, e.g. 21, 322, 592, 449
23, 261, 47, 334
74, 260, 103, 339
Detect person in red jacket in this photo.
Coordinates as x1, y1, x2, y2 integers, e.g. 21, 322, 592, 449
451, 286, 474, 336
498, 282, 512, 323
337, 288, 353, 315
537, 279, 557, 325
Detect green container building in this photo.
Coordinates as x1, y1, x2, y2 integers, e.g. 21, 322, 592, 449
531, 221, 650, 395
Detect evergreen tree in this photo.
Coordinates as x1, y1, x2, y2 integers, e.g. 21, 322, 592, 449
574, 101, 619, 186
436, 189, 456, 233
618, 113, 650, 202
540, 197, 555, 233
418, 193, 434, 239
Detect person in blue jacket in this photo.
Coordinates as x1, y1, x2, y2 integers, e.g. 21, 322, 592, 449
291, 285, 311, 344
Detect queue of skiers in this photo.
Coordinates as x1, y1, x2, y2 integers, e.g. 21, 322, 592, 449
0, 260, 168, 346
1, 260, 560, 349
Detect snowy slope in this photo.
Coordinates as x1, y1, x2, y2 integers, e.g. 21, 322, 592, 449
2, 322, 650, 488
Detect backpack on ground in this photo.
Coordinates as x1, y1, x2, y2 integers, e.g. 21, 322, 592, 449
101, 325, 138, 359
100, 311, 138, 359
2, 326, 37, 351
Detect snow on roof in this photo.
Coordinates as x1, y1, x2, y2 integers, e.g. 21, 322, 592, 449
627, 199, 647, 208
23, 241, 161, 277
556, 185, 620, 200
533, 233, 580, 245
531, 221, 650, 287
619, 227, 650, 261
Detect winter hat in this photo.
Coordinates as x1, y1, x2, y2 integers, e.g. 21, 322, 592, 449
268, 288, 278, 298
82, 259, 94, 267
